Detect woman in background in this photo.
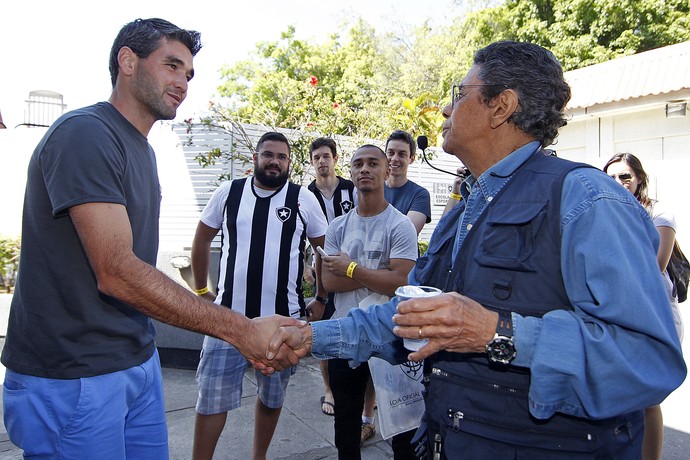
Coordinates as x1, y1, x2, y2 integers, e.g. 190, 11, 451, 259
604, 152, 684, 460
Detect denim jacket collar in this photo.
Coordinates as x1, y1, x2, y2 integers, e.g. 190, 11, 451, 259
468, 141, 541, 201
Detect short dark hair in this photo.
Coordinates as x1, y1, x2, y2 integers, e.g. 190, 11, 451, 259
309, 137, 337, 159
473, 41, 570, 147
385, 130, 416, 158
352, 144, 388, 164
109, 18, 202, 87
257, 131, 291, 154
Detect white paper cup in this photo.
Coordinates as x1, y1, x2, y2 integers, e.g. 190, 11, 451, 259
395, 285, 443, 351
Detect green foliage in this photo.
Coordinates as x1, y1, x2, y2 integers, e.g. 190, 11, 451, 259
189, 1, 689, 181
0, 236, 20, 291
302, 279, 315, 299
215, 22, 397, 139
418, 240, 429, 257
464, 0, 690, 70
192, 20, 447, 181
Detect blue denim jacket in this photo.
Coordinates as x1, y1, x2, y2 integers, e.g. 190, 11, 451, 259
312, 142, 686, 420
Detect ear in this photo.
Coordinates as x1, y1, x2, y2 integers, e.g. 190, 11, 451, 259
488, 89, 519, 129
117, 46, 137, 79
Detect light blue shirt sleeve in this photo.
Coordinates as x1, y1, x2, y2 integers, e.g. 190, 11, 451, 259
512, 167, 686, 419
311, 297, 409, 366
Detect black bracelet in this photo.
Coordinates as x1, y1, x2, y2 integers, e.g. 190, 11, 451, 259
315, 295, 328, 304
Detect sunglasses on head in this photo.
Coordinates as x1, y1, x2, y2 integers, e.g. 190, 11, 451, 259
608, 172, 634, 182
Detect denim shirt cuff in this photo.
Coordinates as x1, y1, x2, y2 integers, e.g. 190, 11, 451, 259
310, 320, 341, 360
511, 313, 540, 368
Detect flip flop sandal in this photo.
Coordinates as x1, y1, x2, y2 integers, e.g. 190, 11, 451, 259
320, 395, 335, 416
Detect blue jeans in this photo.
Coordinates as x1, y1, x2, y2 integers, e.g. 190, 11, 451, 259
3, 349, 168, 459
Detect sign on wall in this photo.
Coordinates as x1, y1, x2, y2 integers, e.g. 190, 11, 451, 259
432, 182, 454, 206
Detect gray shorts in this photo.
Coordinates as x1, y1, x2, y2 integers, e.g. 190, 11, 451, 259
195, 336, 296, 415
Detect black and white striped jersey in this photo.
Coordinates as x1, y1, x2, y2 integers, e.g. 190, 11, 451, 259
201, 177, 327, 318
308, 177, 357, 223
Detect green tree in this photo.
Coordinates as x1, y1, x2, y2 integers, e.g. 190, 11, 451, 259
462, 0, 690, 70
194, 21, 402, 182
0, 236, 20, 292
190, 0, 690, 179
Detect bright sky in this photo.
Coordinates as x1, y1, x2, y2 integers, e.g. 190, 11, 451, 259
0, 0, 455, 128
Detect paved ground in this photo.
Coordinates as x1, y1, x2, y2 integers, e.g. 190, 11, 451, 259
0, 293, 688, 459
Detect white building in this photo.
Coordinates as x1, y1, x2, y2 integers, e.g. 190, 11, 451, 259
557, 40, 690, 244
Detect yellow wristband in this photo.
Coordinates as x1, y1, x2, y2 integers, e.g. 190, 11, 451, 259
346, 262, 358, 279
194, 287, 209, 296
449, 193, 462, 201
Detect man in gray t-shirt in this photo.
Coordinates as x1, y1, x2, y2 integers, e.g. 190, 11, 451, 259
320, 144, 417, 459
326, 205, 417, 318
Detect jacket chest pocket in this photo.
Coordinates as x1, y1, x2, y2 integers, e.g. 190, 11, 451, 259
474, 201, 548, 273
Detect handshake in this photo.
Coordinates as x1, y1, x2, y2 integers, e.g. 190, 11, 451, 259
235, 291, 497, 375
240, 316, 313, 375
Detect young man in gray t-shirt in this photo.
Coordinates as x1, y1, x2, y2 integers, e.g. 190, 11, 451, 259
320, 144, 417, 459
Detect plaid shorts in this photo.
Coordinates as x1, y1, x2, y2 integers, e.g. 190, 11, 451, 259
195, 336, 296, 415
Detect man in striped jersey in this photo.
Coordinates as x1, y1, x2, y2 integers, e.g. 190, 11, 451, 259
308, 137, 357, 225
190, 131, 329, 460
307, 137, 357, 417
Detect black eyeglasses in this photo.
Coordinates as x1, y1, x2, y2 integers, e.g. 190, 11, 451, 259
608, 172, 634, 182
260, 151, 290, 162
452, 83, 509, 106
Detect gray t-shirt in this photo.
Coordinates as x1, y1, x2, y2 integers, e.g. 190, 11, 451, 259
325, 204, 418, 318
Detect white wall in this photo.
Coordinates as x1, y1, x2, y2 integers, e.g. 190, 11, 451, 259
150, 124, 203, 252
0, 128, 46, 238
556, 104, 690, 245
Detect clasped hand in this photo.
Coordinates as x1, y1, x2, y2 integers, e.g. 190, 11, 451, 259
248, 316, 313, 375
392, 291, 498, 361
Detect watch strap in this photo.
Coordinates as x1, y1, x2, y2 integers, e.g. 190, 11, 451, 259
496, 310, 513, 337
315, 295, 328, 304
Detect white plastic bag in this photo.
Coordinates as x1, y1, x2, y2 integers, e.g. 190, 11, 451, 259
359, 293, 425, 439
368, 357, 425, 439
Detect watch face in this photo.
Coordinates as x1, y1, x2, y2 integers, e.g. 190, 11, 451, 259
488, 336, 516, 365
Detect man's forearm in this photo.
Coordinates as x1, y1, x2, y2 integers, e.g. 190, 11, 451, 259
104, 253, 245, 341
100, 253, 304, 371
70, 202, 300, 370
191, 222, 217, 292
348, 265, 410, 297
322, 270, 362, 292
191, 244, 210, 291
323, 265, 408, 297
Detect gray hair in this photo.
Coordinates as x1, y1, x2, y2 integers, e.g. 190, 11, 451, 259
473, 41, 571, 147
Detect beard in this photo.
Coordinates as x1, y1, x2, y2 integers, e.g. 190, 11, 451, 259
131, 65, 179, 121
254, 165, 289, 188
